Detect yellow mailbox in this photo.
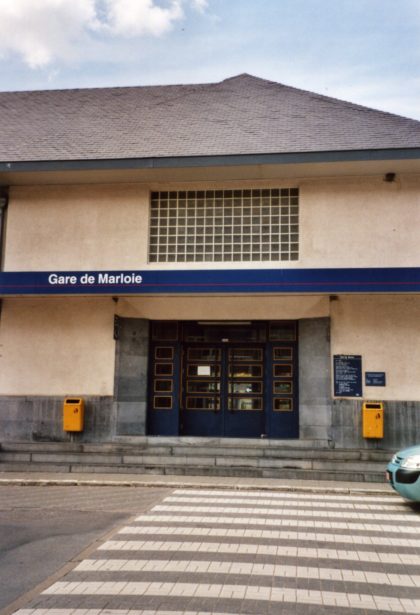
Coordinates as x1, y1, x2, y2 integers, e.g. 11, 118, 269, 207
362, 401, 384, 438
63, 397, 85, 432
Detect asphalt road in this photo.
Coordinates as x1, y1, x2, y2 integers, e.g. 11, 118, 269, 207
10, 486, 420, 615
0, 485, 172, 614
2, 483, 420, 615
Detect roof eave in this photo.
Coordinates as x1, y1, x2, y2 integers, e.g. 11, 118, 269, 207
1, 147, 420, 174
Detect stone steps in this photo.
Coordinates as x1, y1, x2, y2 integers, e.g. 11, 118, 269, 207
0, 440, 393, 483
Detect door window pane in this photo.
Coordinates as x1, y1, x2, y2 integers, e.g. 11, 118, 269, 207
187, 348, 221, 361
274, 398, 293, 411
273, 381, 293, 394
269, 322, 296, 341
187, 381, 220, 393
229, 348, 263, 361
152, 322, 178, 341
187, 364, 221, 378
155, 363, 173, 376
228, 397, 262, 411
183, 323, 266, 342
154, 380, 173, 392
274, 364, 293, 378
186, 397, 220, 410
154, 396, 172, 409
230, 364, 263, 378
229, 381, 262, 394
155, 347, 174, 360
273, 347, 293, 360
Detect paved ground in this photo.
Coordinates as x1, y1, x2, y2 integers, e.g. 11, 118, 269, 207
0, 485, 172, 614
4, 480, 420, 615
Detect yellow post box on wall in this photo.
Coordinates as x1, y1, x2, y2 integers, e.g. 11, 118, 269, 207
362, 401, 384, 438
63, 397, 85, 432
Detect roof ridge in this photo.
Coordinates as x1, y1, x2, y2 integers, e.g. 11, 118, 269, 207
216, 74, 420, 123
0, 74, 272, 96
1, 73, 418, 125
0, 79, 212, 97
215, 73, 420, 124
221, 73, 273, 83
261, 79, 420, 124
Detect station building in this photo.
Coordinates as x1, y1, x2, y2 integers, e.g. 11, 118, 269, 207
0, 74, 419, 450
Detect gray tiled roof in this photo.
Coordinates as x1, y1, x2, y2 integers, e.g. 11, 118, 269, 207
1, 73, 420, 163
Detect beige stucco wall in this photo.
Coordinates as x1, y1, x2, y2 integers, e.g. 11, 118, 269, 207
0, 298, 116, 395
301, 176, 420, 268
0, 295, 329, 396
4, 184, 149, 271
1, 294, 419, 400
116, 295, 330, 320
331, 295, 420, 401
4, 175, 420, 271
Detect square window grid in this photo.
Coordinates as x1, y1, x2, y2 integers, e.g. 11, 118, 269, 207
149, 188, 299, 263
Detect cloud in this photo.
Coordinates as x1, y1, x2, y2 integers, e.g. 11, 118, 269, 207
0, 0, 207, 68
101, 0, 183, 37
0, 0, 98, 68
190, 0, 208, 11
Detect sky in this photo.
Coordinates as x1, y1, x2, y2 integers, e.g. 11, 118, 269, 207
0, 0, 419, 119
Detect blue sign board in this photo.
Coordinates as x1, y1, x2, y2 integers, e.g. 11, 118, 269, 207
365, 372, 386, 387
334, 355, 362, 397
1, 267, 420, 296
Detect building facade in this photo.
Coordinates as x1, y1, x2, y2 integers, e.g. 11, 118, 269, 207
0, 74, 419, 449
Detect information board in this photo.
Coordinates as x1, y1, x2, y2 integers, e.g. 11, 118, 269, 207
334, 355, 362, 397
365, 372, 386, 387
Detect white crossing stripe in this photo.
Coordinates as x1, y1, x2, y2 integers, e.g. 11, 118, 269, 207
152, 503, 420, 523
166, 494, 404, 511
131, 515, 420, 546
174, 488, 399, 503
74, 558, 420, 587
41, 581, 420, 613
122, 518, 417, 535
97, 539, 420, 565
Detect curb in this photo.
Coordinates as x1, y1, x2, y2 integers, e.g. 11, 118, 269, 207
0, 477, 397, 496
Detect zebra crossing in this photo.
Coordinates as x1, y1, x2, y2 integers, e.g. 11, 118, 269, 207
14, 488, 420, 615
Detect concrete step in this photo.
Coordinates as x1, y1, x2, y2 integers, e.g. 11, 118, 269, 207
113, 436, 332, 447
0, 440, 391, 483
0, 441, 169, 455
0, 440, 393, 461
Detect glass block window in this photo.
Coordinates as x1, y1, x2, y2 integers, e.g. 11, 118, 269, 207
149, 188, 299, 263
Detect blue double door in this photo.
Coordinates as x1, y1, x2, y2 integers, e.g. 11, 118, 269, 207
148, 323, 299, 439
181, 344, 265, 438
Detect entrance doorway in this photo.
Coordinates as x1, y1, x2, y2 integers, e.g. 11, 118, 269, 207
147, 321, 299, 439
182, 344, 264, 437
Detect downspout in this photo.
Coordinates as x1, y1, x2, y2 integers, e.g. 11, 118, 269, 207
0, 190, 9, 321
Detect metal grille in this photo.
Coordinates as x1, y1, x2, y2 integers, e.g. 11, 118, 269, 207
149, 188, 299, 263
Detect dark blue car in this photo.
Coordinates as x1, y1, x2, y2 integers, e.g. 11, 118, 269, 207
387, 444, 420, 501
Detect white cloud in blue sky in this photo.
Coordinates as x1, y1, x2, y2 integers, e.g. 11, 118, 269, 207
0, 0, 207, 67
0, 0, 419, 119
